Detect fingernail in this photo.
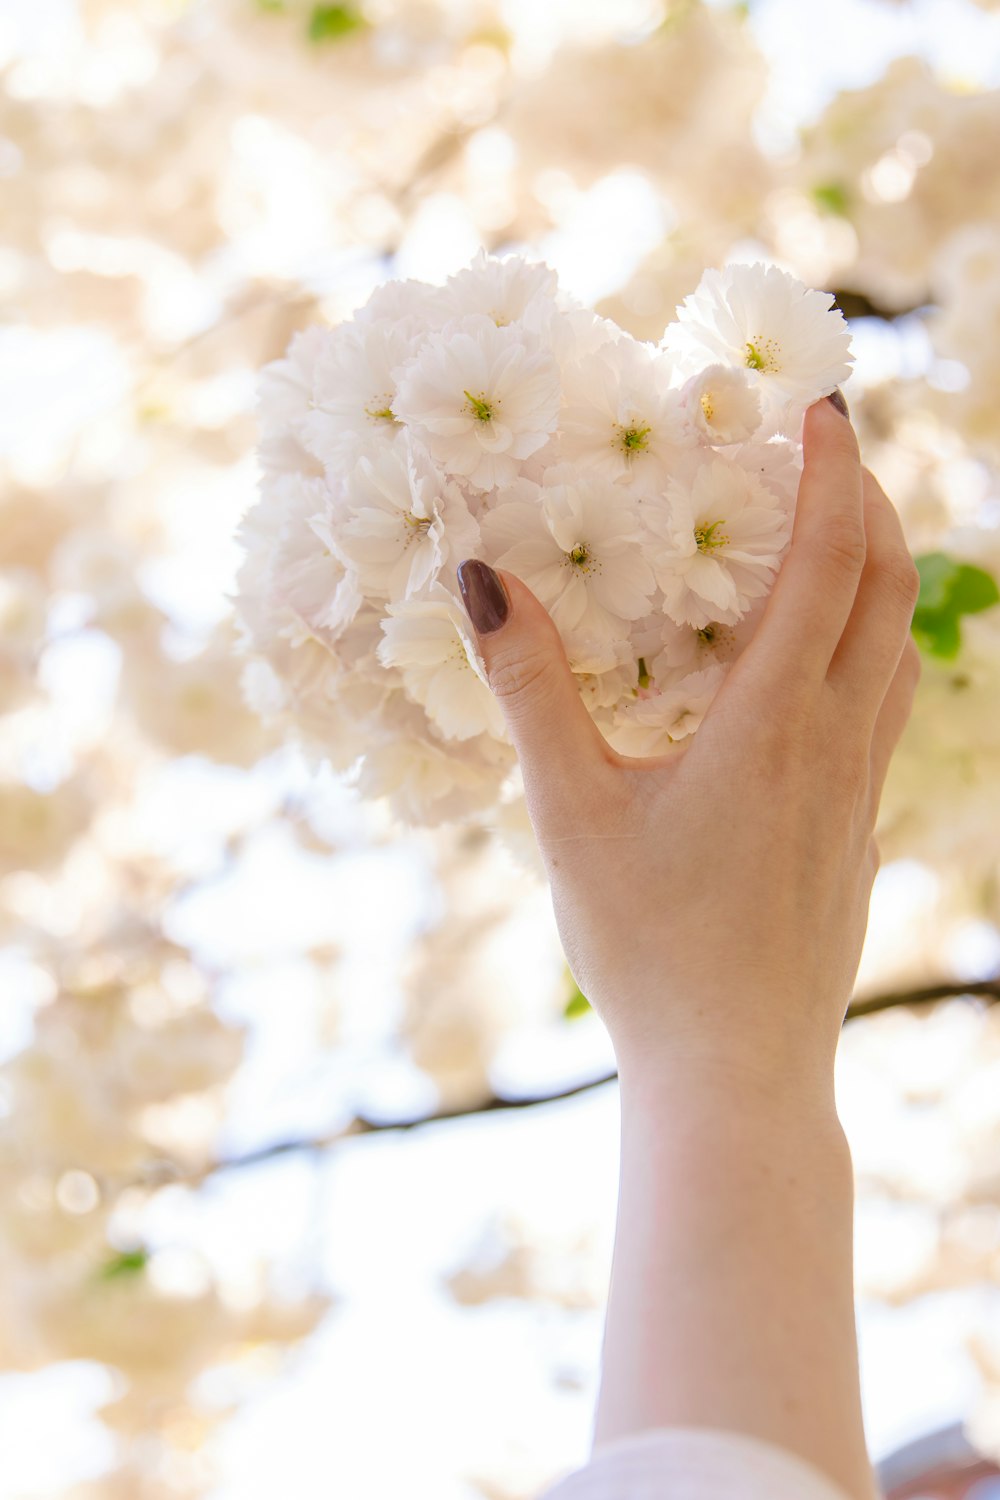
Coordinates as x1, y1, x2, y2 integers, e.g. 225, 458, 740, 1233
457, 559, 510, 634
826, 387, 850, 419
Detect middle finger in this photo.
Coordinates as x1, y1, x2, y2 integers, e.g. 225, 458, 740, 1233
825, 467, 920, 731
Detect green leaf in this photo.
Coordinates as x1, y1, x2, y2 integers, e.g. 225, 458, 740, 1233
97, 1248, 149, 1282
911, 609, 962, 660
912, 553, 999, 660
255, 0, 288, 11
948, 563, 1000, 616
915, 551, 959, 613
307, 4, 366, 42
563, 983, 591, 1021
811, 181, 850, 217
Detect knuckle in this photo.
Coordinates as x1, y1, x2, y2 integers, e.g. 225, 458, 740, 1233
813, 514, 867, 577
487, 644, 554, 705
879, 550, 921, 612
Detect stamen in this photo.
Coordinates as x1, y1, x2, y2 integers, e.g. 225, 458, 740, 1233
365, 397, 399, 424
694, 520, 730, 552
697, 622, 735, 651
616, 422, 652, 455
744, 334, 782, 374
464, 389, 494, 422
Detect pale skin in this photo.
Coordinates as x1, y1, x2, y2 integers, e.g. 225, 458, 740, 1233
458, 395, 922, 1500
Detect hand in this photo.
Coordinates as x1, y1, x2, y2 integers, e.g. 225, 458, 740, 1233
457, 395, 921, 1095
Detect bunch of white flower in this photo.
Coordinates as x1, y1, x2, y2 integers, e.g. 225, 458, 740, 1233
235, 251, 852, 826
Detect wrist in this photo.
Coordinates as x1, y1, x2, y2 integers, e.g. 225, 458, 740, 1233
613, 1032, 844, 1137
614, 1054, 855, 1230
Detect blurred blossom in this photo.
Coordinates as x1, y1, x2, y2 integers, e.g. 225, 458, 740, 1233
2, 0, 1000, 1492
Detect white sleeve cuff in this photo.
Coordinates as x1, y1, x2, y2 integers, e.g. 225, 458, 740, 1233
535, 1426, 875, 1500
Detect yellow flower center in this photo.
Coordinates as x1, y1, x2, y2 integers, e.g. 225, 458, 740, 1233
744, 334, 782, 374
694, 520, 729, 552
615, 422, 652, 455
402, 513, 431, 547
699, 391, 715, 422
365, 392, 399, 424
464, 389, 495, 422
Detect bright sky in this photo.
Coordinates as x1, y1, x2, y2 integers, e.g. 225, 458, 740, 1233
3, 0, 1000, 1496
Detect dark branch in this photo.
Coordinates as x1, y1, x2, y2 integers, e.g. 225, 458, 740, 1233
845, 978, 1000, 1020
151, 977, 999, 1184
830, 288, 928, 323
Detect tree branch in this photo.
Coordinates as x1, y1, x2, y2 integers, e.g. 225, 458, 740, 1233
830, 288, 927, 323
150, 977, 999, 1185
844, 977, 1000, 1021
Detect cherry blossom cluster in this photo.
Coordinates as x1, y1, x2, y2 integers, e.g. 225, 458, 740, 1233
235, 252, 853, 826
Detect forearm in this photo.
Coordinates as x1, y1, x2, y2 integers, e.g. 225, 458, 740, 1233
591, 1053, 879, 1500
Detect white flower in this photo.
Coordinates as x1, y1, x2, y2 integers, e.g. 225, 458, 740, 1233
480, 475, 657, 655
234, 474, 362, 650
256, 325, 329, 477
575, 656, 641, 713
377, 583, 508, 743
559, 336, 688, 489
257, 325, 326, 434
645, 454, 791, 628
729, 436, 802, 507
538, 304, 625, 365
392, 315, 561, 492
679, 364, 763, 446
564, 633, 637, 682
356, 705, 511, 827
353, 276, 445, 327
651, 600, 764, 681
662, 262, 853, 405
438, 248, 559, 328
245, 251, 860, 838
611, 663, 729, 754
329, 438, 480, 602
299, 317, 424, 472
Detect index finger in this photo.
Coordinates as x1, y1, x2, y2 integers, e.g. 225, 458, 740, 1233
741, 395, 866, 693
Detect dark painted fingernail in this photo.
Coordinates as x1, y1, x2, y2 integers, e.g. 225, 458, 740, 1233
457, 559, 510, 634
826, 387, 850, 419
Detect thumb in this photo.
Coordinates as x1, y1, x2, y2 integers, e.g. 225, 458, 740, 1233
456, 559, 612, 792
